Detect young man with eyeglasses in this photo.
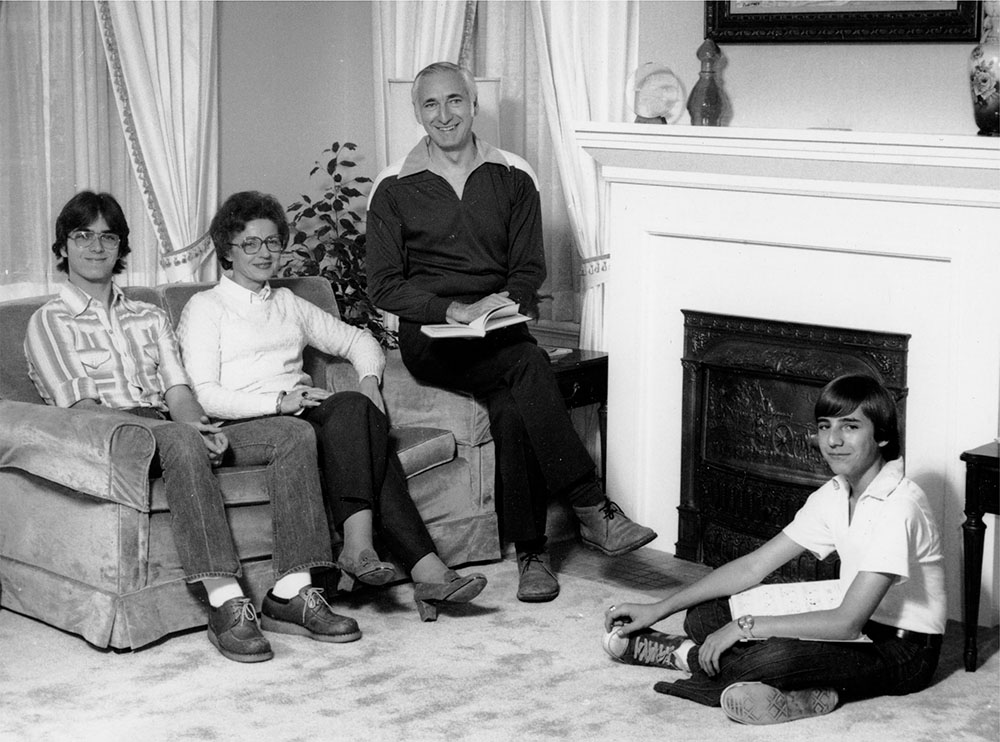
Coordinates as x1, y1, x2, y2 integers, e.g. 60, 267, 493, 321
24, 191, 360, 662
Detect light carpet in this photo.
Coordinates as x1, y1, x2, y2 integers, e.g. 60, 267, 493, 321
0, 556, 997, 742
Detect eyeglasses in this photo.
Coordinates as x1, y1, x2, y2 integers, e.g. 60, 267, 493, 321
69, 230, 121, 250
229, 236, 284, 255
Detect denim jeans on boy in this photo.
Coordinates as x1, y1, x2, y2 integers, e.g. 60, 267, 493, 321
137, 412, 334, 581
655, 597, 941, 707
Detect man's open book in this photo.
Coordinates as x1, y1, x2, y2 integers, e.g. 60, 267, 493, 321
420, 302, 531, 339
728, 580, 872, 643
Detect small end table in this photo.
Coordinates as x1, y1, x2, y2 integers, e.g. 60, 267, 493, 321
548, 349, 609, 488
960, 441, 1000, 672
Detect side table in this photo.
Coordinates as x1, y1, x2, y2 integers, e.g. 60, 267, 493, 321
548, 349, 608, 488
960, 441, 1000, 672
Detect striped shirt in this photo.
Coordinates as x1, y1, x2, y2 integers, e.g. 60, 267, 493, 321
24, 281, 191, 410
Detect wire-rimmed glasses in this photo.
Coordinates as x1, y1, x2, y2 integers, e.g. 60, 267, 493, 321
69, 230, 121, 251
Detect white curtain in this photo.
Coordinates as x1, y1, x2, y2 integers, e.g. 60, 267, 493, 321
529, 0, 638, 351
371, 0, 468, 171
0, 1, 162, 299
97, 0, 219, 283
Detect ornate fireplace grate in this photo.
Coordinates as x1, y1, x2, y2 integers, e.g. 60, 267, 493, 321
676, 311, 909, 583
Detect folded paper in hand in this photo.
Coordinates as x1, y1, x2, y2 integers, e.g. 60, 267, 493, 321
421, 302, 530, 339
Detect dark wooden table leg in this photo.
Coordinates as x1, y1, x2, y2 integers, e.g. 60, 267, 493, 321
598, 401, 607, 491
962, 499, 986, 672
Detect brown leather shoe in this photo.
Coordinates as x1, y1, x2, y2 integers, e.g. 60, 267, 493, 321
515, 550, 559, 603
260, 587, 361, 643
574, 499, 657, 557
207, 597, 274, 663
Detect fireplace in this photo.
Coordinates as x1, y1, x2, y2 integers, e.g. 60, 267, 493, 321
676, 311, 909, 583
580, 125, 1000, 623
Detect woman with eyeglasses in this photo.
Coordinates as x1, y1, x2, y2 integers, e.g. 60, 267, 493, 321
177, 191, 486, 622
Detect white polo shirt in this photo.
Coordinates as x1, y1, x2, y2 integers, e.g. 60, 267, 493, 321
783, 458, 946, 635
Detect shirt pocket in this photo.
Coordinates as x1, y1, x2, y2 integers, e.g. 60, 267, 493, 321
78, 348, 112, 371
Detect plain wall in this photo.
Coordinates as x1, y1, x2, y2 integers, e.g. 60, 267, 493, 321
217, 0, 377, 210
636, 0, 981, 135
217, 1, 984, 207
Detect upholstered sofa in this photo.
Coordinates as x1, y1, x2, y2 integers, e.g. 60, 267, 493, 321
0, 276, 498, 650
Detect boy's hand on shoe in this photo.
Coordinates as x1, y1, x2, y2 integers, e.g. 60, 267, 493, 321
604, 602, 661, 636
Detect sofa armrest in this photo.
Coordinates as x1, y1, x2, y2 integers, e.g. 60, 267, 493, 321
0, 400, 155, 511
323, 350, 492, 448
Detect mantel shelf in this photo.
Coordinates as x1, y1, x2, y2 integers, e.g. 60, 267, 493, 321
576, 123, 1000, 201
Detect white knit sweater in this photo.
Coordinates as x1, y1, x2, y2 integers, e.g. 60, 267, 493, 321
177, 275, 385, 420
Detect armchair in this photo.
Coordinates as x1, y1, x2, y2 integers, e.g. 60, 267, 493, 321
0, 276, 499, 650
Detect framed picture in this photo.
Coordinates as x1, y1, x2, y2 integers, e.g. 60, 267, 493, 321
705, 1, 983, 43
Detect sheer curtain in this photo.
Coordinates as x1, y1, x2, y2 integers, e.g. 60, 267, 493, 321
0, 1, 161, 300
528, 1, 638, 351
97, 0, 219, 283
371, 0, 468, 171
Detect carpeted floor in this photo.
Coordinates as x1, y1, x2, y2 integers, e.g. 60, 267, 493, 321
1, 544, 997, 742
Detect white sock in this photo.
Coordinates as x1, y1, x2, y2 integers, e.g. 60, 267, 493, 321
201, 577, 244, 608
672, 639, 696, 673
272, 571, 311, 600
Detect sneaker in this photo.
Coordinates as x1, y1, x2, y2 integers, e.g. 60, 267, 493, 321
720, 682, 839, 725
603, 627, 686, 669
207, 596, 274, 663
515, 551, 560, 603
574, 499, 657, 557
260, 587, 362, 643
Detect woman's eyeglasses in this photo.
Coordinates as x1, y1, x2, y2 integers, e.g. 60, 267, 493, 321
229, 236, 284, 255
69, 230, 121, 250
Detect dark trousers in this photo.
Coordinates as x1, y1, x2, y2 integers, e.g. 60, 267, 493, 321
399, 321, 601, 545
658, 598, 941, 707
135, 410, 334, 581
301, 391, 436, 571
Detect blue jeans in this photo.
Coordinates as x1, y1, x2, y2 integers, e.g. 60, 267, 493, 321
139, 412, 334, 582
656, 598, 941, 707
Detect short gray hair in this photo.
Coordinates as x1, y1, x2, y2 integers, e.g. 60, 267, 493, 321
411, 61, 478, 107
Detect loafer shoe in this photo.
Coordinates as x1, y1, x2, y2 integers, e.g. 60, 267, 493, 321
720, 682, 839, 725
207, 596, 274, 663
336, 548, 396, 591
261, 586, 361, 643
574, 498, 657, 557
603, 627, 686, 669
515, 550, 559, 603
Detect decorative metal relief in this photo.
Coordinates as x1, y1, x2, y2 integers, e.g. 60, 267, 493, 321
677, 310, 909, 577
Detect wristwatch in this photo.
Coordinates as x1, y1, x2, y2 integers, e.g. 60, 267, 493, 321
736, 614, 756, 639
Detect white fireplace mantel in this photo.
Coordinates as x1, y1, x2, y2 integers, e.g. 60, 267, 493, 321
578, 124, 1000, 625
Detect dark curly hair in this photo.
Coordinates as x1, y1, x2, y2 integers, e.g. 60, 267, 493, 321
210, 191, 289, 270
52, 191, 131, 275
815, 374, 900, 462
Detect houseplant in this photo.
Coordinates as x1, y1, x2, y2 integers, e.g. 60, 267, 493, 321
279, 142, 397, 348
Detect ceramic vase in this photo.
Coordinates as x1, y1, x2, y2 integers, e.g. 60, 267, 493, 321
687, 39, 726, 126
970, 1, 1000, 136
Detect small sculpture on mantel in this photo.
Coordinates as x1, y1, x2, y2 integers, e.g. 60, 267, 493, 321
687, 38, 728, 126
